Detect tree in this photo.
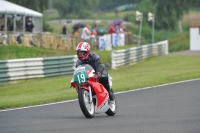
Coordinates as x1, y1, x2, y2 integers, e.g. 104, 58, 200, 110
95, 0, 140, 11
53, 0, 99, 18
154, 0, 198, 30
135, 0, 155, 24
7, 0, 48, 12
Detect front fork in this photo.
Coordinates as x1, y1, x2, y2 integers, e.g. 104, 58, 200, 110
89, 86, 93, 104
77, 85, 93, 104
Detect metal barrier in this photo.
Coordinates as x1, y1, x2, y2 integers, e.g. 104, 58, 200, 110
111, 40, 168, 69
0, 55, 77, 84
0, 39, 168, 84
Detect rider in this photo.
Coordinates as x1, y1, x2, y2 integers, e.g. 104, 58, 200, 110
75, 42, 115, 100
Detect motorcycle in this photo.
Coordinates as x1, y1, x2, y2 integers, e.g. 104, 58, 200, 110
70, 64, 117, 118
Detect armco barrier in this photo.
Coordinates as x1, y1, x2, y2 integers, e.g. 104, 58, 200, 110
0, 55, 77, 84
111, 40, 168, 69
0, 40, 168, 84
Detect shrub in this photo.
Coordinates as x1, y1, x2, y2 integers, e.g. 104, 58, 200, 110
168, 33, 189, 52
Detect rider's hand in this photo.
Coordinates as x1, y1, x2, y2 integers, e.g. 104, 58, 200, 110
96, 72, 102, 79
97, 72, 102, 77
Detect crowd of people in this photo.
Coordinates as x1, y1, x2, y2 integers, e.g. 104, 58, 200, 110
1, 19, 132, 45
67, 21, 131, 42
0, 17, 34, 33
0, 20, 13, 31
0, 17, 35, 45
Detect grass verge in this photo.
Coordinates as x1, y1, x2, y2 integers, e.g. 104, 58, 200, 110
0, 54, 200, 110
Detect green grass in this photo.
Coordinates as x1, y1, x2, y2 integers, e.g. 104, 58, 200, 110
1, 9, 200, 110
0, 44, 136, 63
48, 23, 65, 34
0, 45, 74, 60
109, 55, 200, 91
0, 54, 200, 110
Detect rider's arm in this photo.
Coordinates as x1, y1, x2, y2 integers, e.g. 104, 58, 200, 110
76, 60, 82, 68
93, 54, 104, 74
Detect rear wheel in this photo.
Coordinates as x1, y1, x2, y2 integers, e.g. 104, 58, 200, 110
78, 89, 95, 118
105, 98, 117, 116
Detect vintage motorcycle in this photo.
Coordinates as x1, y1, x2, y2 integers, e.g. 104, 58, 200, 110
70, 64, 117, 118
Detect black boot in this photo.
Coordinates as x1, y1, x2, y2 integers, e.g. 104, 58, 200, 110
107, 87, 115, 100
99, 77, 115, 100
103, 82, 115, 100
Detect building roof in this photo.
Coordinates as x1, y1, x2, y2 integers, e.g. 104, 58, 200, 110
0, 0, 42, 18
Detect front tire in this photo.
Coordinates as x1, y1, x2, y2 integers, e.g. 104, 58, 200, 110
78, 89, 95, 118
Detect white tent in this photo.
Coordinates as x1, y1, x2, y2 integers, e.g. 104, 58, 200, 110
0, 0, 43, 32
0, 0, 42, 17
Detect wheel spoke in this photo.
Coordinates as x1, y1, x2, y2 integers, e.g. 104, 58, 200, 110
83, 90, 94, 114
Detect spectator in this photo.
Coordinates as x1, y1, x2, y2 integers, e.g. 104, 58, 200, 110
16, 34, 23, 44
91, 24, 98, 43
62, 24, 67, 35
108, 23, 116, 34
115, 25, 121, 34
26, 18, 34, 32
91, 24, 98, 36
7, 20, 13, 31
0, 25, 4, 31
81, 24, 91, 42
122, 25, 132, 34
118, 25, 125, 33
122, 25, 128, 32
0, 20, 13, 31
73, 28, 80, 37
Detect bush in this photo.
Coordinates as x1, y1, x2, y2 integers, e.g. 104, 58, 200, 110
43, 15, 53, 32
168, 33, 189, 52
123, 13, 135, 23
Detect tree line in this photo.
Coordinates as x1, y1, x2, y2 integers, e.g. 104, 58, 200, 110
7, 0, 200, 30
7, 0, 49, 12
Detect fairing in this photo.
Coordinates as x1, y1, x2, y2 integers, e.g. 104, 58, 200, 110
70, 64, 109, 111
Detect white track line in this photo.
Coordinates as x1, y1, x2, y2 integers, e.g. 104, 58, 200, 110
1, 78, 200, 112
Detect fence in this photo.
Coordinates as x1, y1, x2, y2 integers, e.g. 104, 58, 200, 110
0, 32, 144, 50
0, 55, 77, 84
111, 40, 168, 69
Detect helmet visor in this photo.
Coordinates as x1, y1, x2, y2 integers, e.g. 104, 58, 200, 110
77, 51, 86, 57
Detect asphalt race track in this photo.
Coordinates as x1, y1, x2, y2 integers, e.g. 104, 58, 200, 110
0, 79, 200, 133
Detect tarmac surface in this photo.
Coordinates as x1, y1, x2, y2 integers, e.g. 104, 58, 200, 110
169, 50, 200, 55
0, 79, 200, 133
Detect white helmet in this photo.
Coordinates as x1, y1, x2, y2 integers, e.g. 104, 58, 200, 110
76, 42, 91, 60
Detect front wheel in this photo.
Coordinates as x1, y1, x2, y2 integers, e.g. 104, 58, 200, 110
78, 89, 95, 118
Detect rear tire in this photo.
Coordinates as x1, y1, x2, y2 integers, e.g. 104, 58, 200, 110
105, 99, 117, 116
78, 89, 95, 118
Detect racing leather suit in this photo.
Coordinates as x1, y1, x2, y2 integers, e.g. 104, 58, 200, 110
76, 52, 114, 100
